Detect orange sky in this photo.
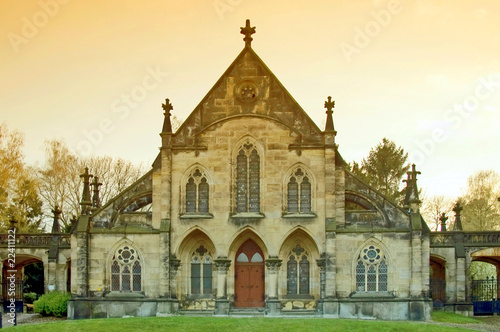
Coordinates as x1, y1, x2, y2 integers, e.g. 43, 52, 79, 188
1, 0, 499, 199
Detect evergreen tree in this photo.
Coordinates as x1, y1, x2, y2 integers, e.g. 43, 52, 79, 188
350, 138, 410, 204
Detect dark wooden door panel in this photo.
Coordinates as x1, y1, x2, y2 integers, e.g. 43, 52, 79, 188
235, 263, 265, 307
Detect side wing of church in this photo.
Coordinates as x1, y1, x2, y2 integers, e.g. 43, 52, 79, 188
68, 20, 431, 320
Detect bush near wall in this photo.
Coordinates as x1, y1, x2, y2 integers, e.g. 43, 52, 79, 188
33, 291, 71, 317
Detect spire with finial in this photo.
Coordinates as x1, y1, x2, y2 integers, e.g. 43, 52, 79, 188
324, 96, 336, 133
91, 176, 103, 209
80, 167, 93, 215
161, 98, 173, 133
403, 164, 421, 212
439, 212, 448, 232
51, 205, 62, 233
240, 19, 256, 48
453, 201, 463, 231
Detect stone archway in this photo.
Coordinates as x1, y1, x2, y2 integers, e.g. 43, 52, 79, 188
2, 255, 44, 312
430, 256, 446, 306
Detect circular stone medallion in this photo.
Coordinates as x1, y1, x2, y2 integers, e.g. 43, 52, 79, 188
235, 81, 258, 103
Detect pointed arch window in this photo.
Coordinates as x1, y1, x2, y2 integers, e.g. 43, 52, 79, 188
190, 245, 213, 295
183, 168, 212, 218
285, 168, 313, 215
236, 143, 260, 213
286, 245, 310, 295
355, 245, 388, 292
111, 245, 142, 292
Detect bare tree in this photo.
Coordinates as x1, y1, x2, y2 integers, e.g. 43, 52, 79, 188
38, 139, 144, 231
420, 192, 454, 231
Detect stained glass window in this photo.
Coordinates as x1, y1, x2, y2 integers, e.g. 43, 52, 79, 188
186, 178, 196, 212
299, 255, 310, 295
199, 178, 209, 213
287, 255, 298, 294
355, 245, 387, 292
286, 168, 312, 213
287, 177, 298, 212
236, 143, 260, 213
185, 169, 210, 214
287, 247, 310, 295
191, 247, 213, 295
110, 245, 142, 292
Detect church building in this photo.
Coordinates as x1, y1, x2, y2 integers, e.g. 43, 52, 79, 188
68, 20, 431, 320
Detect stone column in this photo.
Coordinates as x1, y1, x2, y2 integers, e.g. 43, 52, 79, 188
159, 223, 170, 297
316, 255, 327, 314
410, 232, 423, 298
265, 258, 282, 299
214, 258, 231, 299
169, 257, 180, 299
75, 232, 89, 297
214, 258, 231, 315
265, 257, 282, 316
316, 256, 326, 300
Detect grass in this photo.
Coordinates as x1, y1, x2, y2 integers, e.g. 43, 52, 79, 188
431, 311, 483, 324
7, 315, 481, 332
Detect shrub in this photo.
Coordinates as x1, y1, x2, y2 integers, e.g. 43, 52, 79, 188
33, 291, 71, 317
23, 292, 38, 304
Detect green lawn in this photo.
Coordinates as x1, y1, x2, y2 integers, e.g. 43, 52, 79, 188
7, 315, 483, 332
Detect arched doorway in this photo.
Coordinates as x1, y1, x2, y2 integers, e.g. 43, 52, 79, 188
234, 239, 265, 307
2, 255, 44, 312
430, 256, 446, 306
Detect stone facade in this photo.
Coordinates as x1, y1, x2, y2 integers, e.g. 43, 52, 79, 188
68, 22, 432, 320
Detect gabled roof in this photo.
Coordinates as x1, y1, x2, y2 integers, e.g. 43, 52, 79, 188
170, 44, 324, 147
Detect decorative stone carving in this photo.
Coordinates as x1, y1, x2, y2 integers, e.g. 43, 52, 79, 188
235, 81, 258, 103
214, 258, 231, 273
265, 257, 282, 272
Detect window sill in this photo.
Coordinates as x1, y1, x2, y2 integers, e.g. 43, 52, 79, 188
104, 291, 145, 299
187, 294, 215, 300
282, 213, 317, 219
350, 291, 394, 299
282, 294, 315, 300
180, 213, 214, 219
231, 212, 265, 221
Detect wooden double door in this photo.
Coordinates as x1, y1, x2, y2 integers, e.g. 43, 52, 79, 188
234, 239, 265, 307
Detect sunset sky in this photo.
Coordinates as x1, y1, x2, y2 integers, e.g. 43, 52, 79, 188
1, 0, 499, 200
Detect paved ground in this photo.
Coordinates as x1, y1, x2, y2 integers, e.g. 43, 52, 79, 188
0, 312, 499, 330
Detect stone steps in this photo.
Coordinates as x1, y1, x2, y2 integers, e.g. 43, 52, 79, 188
229, 308, 266, 317
178, 310, 214, 316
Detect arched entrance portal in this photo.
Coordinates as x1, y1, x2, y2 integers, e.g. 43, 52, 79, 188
234, 239, 265, 307
2, 255, 44, 312
430, 256, 446, 306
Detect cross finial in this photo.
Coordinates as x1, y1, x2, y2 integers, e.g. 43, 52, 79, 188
161, 98, 173, 133
324, 96, 336, 133
80, 167, 93, 215
240, 19, 256, 48
91, 176, 103, 208
409, 164, 421, 180
162, 98, 173, 117
324, 96, 335, 112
